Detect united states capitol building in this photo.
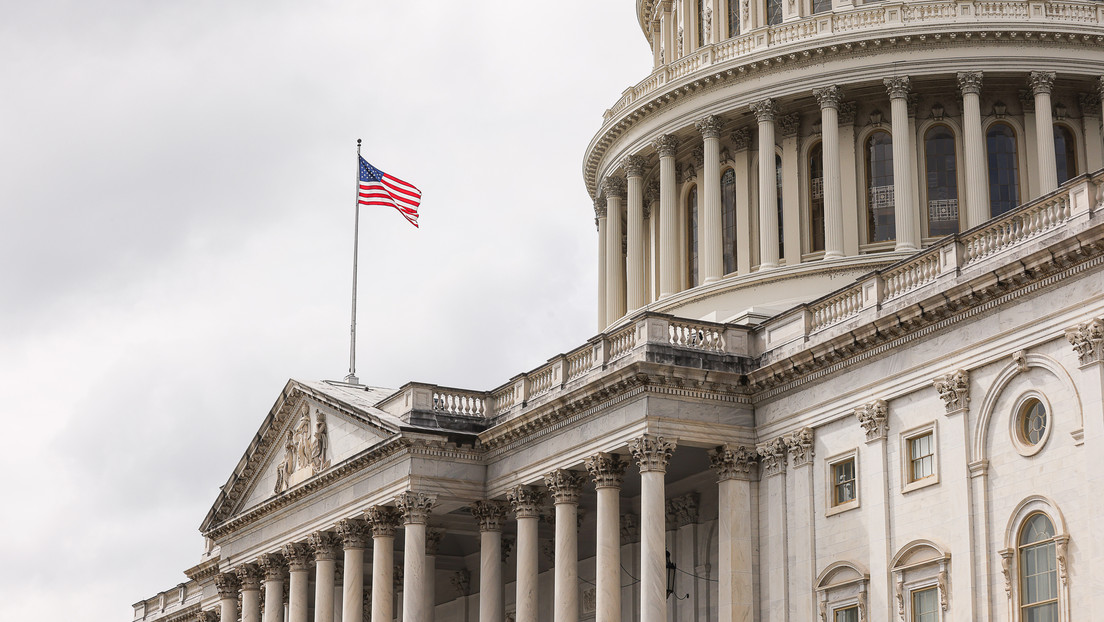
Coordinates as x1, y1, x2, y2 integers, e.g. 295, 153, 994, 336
134, 1, 1104, 621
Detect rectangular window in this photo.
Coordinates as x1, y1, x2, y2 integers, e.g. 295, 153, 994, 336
834, 606, 859, 622
902, 424, 939, 493
912, 587, 939, 622
833, 459, 856, 505
909, 432, 935, 482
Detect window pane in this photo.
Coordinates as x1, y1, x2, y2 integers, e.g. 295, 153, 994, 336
698, 0, 705, 47
722, 169, 737, 274
834, 606, 859, 622
810, 143, 825, 252
866, 130, 895, 242
767, 0, 782, 25
909, 432, 935, 481
986, 123, 1020, 217
1020, 514, 1055, 545
688, 186, 699, 287
1054, 125, 1077, 186
833, 459, 856, 505
925, 125, 959, 237
728, 0, 740, 37
1024, 602, 1059, 622
912, 587, 939, 622
812, 0, 832, 13
776, 154, 784, 259
1019, 400, 1047, 446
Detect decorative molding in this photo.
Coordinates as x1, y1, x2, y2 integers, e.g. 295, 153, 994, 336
695, 114, 723, 139
813, 85, 842, 109
709, 443, 757, 481
624, 155, 647, 178
856, 400, 889, 442
337, 517, 372, 547
308, 531, 342, 561
630, 434, 676, 473
1013, 349, 1029, 373
282, 542, 313, 571
999, 548, 1013, 596
653, 134, 679, 158
783, 427, 815, 467
665, 492, 700, 527
584, 452, 627, 489
1029, 70, 1056, 95
756, 437, 787, 477
933, 369, 970, 414
365, 507, 402, 538
884, 76, 911, 99
471, 500, 509, 532
396, 491, 437, 525
1065, 318, 1104, 366
957, 71, 983, 95
749, 98, 777, 123
506, 485, 545, 519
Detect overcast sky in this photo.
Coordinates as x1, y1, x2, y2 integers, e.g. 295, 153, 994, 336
0, 2, 650, 619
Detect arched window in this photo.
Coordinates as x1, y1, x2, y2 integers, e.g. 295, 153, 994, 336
687, 185, 699, 287
721, 168, 737, 274
1054, 125, 1077, 186
697, 0, 705, 46
986, 123, 1020, 218
776, 154, 784, 259
866, 130, 895, 243
809, 142, 825, 252
1018, 513, 1058, 621
924, 125, 960, 237
728, 0, 740, 37
767, 0, 783, 25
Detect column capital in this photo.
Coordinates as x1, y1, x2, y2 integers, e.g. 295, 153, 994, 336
708, 444, 757, 481
933, 370, 971, 413
749, 98, 777, 122
1065, 318, 1104, 366
624, 154, 647, 178
884, 76, 911, 99
838, 102, 857, 125
695, 114, 723, 139
755, 437, 787, 477
282, 542, 313, 571
194, 612, 217, 622
397, 491, 438, 525
730, 127, 751, 150
1079, 92, 1102, 117
604, 175, 627, 199
584, 452, 627, 488
653, 134, 679, 158
235, 563, 264, 590
258, 552, 288, 580
215, 572, 241, 598
1098, 75, 1104, 100
544, 468, 585, 504
427, 528, 446, 555
336, 517, 372, 548
856, 399, 889, 442
365, 506, 403, 537
307, 531, 342, 561
506, 485, 545, 519
813, 85, 843, 109
957, 71, 984, 95
630, 434, 676, 473
782, 427, 815, 467
471, 500, 510, 532
645, 180, 661, 205
779, 113, 800, 137
1029, 71, 1056, 95
594, 197, 607, 220
665, 492, 700, 527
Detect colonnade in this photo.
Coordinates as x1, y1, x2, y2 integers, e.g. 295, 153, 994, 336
595, 69, 1083, 329
209, 435, 761, 622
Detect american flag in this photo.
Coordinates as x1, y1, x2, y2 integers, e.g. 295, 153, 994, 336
358, 157, 421, 228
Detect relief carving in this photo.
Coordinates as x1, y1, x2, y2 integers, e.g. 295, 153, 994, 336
274, 404, 331, 493
933, 369, 970, 413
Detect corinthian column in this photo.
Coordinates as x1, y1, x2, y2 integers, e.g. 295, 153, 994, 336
236, 564, 263, 622
605, 176, 627, 324
958, 72, 988, 227
507, 485, 545, 622
398, 492, 438, 622
216, 573, 240, 622
283, 543, 313, 622
709, 445, 757, 622
695, 115, 724, 282
309, 532, 341, 622
585, 453, 627, 622
471, 501, 508, 622
654, 134, 680, 298
750, 99, 780, 269
814, 86, 845, 259
545, 469, 585, 622
630, 435, 676, 622
595, 199, 607, 330
365, 506, 402, 622
259, 552, 288, 622
885, 76, 919, 251
1031, 71, 1059, 194
426, 529, 444, 622
625, 156, 647, 311
337, 519, 370, 622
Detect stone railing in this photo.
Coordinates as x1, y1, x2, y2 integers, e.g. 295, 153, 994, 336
602, 0, 1104, 123
882, 247, 942, 302
962, 192, 1072, 266
810, 287, 865, 332
432, 388, 487, 417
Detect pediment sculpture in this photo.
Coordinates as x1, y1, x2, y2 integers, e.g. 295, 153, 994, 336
274, 404, 331, 493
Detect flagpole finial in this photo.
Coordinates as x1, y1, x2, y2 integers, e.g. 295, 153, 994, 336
357, 138, 361, 146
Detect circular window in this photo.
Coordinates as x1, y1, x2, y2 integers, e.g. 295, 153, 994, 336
1011, 393, 1052, 457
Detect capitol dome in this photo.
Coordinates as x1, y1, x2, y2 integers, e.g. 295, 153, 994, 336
587, 0, 1104, 328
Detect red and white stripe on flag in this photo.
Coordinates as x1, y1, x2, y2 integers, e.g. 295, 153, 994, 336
358, 158, 422, 228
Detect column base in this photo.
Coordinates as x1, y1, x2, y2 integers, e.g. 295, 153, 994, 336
758, 262, 778, 271
894, 242, 918, 253
822, 251, 844, 260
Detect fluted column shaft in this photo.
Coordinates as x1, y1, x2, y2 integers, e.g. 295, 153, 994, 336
630, 435, 676, 622
596, 200, 607, 330
958, 72, 988, 227
886, 77, 919, 251
625, 157, 646, 311
546, 470, 584, 622
586, 453, 627, 622
284, 544, 312, 622
260, 553, 287, 622
310, 533, 341, 622
237, 565, 263, 622
472, 502, 507, 622
508, 486, 545, 622
337, 519, 369, 622
366, 508, 400, 622
697, 115, 724, 282
605, 177, 626, 325
751, 99, 779, 269
1032, 71, 1058, 194
814, 87, 845, 259
655, 135, 680, 298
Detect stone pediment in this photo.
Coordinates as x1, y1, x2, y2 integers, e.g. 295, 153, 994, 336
200, 379, 403, 533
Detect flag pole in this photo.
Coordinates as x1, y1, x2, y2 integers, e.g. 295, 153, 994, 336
345, 139, 362, 384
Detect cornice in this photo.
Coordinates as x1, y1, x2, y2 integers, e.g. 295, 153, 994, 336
184, 558, 220, 582
585, 26, 1104, 195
